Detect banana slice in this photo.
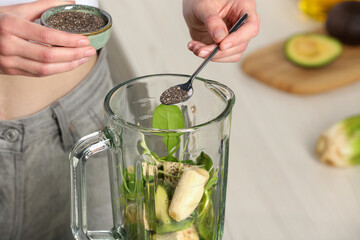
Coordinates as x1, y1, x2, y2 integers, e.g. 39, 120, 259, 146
169, 168, 209, 222
163, 162, 191, 188
155, 225, 199, 240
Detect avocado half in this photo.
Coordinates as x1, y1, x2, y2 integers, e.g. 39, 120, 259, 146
284, 33, 343, 68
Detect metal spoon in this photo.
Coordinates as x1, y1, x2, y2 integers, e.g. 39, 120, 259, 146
160, 13, 248, 105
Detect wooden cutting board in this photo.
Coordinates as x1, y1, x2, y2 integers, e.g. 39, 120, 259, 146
241, 32, 360, 94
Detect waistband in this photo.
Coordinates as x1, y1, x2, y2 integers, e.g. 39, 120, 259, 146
0, 48, 112, 152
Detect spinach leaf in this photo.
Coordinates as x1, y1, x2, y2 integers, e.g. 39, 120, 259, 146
119, 166, 146, 200
204, 177, 218, 191
196, 151, 214, 177
152, 104, 185, 129
123, 223, 148, 240
166, 155, 179, 162
195, 152, 217, 239
196, 190, 215, 239
152, 104, 184, 153
181, 160, 196, 165
139, 133, 151, 155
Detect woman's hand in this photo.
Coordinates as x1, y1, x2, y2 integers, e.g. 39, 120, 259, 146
183, 0, 260, 62
0, 0, 96, 77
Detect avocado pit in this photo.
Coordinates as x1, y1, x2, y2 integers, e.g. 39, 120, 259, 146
326, 1, 360, 45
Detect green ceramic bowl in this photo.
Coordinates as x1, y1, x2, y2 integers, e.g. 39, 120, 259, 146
41, 4, 112, 50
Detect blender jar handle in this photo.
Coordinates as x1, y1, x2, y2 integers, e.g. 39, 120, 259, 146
69, 130, 115, 240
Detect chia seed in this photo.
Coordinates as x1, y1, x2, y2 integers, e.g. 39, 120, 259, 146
46, 11, 107, 33
160, 86, 190, 105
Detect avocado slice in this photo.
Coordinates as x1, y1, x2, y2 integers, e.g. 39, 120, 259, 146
155, 185, 195, 234
156, 217, 195, 234
284, 33, 342, 68
155, 185, 172, 224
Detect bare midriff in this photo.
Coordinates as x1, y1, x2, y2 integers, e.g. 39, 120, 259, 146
0, 54, 98, 120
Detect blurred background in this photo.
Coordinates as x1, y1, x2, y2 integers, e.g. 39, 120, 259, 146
87, 0, 360, 239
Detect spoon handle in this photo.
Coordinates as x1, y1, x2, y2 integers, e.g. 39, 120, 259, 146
185, 13, 248, 90
228, 13, 249, 34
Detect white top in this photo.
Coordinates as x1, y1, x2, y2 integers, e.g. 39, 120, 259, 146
0, 0, 98, 7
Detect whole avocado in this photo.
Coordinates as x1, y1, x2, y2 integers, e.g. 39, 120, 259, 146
326, 1, 360, 45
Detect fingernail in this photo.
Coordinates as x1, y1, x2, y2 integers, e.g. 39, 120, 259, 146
188, 42, 194, 50
78, 39, 89, 47
193, 46, 201, 53
222, 42, 232, 50
79, 58, 89, 65
56, 1, 75, 6
84, 48, 96, 57
199, 50, 210, 58
213, 29, 226, 42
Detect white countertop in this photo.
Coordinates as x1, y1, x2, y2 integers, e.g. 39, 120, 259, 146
99, 0, 360, 239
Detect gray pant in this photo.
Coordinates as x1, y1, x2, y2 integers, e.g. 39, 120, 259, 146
0, 49, 114, 240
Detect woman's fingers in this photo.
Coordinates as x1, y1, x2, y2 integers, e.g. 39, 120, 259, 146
0, 14, 89, 47
0, 68, 34, 77
188, 41, 248, 62
219, 12, 260, 51
211, 53, 243, 62
14, 0, 75, 22
0, 1, 91, 77
183, 0, 260, 62
192, 0, 229, 43
0, 55, 89, 77
28, 1, 75, 22
1, 35, 96, 63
